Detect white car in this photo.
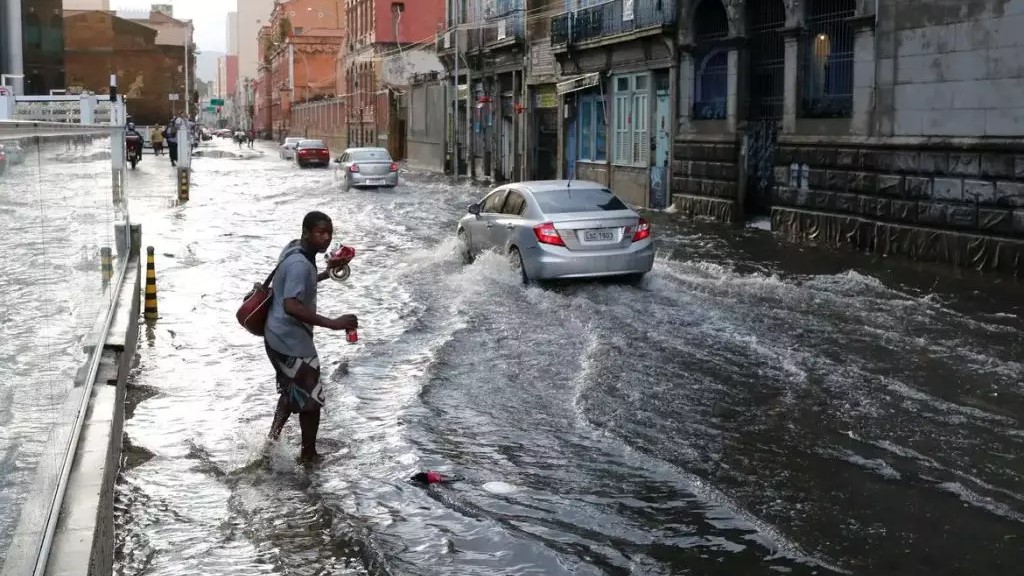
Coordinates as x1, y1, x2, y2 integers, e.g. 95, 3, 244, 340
279, 137, 303, 160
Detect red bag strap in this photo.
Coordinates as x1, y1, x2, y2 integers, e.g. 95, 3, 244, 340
261, 262, 281, 287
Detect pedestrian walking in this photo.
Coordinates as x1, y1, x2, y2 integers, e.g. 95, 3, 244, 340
247, 128, 255, 149
150, 124, 165, 155
264, 211, 358, 463
164, 118, 179, 167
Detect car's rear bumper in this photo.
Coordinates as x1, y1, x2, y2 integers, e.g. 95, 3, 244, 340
351, 173, 399, 187
298, 157, 330, 166
523, 240, 655, 280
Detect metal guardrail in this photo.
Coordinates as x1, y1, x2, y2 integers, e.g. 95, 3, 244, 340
551, 0, 677, 46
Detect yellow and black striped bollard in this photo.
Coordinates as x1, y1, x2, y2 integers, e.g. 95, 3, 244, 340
144, 246, 158, 320
177, 167, 190, 202
100, 247, 113, 284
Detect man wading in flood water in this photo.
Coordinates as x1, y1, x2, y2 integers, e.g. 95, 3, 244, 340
264, 211, 358, 462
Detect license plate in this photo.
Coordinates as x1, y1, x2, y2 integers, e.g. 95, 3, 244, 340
583, 229, 616, 242
367, 179, 384, 185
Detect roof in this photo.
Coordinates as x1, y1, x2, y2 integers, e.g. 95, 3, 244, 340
345, 147, 389, 152
516, 180, 607, 193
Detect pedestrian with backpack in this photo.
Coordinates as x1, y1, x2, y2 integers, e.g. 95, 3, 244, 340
164, 117, 180, 167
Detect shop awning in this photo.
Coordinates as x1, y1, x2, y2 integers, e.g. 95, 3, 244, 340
556, 73, 601, 96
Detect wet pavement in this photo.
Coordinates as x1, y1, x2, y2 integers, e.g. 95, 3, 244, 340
112, 138, 1023, 576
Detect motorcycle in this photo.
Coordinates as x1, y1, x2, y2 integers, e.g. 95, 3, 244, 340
126, 134, 143, 169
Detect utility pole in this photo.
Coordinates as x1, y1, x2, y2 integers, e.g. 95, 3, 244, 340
3, 0, 24, 95
452, 4, 460, 177
184, 21, 192, 117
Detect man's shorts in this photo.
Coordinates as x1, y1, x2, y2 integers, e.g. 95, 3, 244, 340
265, 342, 324, 413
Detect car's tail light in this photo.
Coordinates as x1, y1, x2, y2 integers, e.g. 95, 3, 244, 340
533, 222, 565, 246
631, 218, 651, 242
389, 162, 398, 172
298, 149, 309, 155
349, 164, 360, 173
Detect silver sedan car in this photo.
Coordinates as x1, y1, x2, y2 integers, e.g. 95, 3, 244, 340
457, 181, 654, 282
279, 137, 303, 160
333, 147, 399, 189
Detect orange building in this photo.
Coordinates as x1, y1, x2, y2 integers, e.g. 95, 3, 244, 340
254, 0, 344, 140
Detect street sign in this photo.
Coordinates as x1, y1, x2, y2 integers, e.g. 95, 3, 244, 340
168, 93, 180, 101
211, 98, 225, 106
205, 106, 216, 112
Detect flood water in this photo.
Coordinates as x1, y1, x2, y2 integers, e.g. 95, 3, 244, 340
111, 139, 1023, 576
0, 134, 126, 565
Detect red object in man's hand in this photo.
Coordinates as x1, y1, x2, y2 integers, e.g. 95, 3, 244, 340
346, 328, 359, 343
328, 245, 355, 265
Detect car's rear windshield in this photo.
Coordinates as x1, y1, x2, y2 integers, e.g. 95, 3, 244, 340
350, 149, 391, 162
298, 140, 326, 148
534, 188, 629, 213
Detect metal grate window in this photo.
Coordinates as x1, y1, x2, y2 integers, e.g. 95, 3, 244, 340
802, 0, 856, 118
692, 0, 729, 120
746, 0, 786, 121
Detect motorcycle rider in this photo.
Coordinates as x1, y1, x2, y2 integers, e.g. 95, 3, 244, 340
125, 122, 143, 164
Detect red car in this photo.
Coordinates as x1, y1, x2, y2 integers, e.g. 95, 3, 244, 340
294, 139, 330, 168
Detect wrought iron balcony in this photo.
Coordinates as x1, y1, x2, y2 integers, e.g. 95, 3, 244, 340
551, 0, 677, 47
466, 0, 525, 51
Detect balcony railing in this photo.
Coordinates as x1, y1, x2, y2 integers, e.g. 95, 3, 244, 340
551, 0, 677, 46
466, 1, 525, 52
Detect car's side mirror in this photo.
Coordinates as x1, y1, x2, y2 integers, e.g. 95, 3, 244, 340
468, 203, 481, 216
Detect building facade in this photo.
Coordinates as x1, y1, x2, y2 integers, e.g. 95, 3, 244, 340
344, 0, 445, 157
226, 11, 239, 56
22, 0, 66, 95
255, 0, 345, 140
63, 10, 188, 123
236, 0, 276, 101
550, 0, 677, 208
415, 0, 1024, 273
670, 0, 1024, 273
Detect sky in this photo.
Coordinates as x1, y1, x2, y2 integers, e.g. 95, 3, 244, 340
114, 0, 234, 54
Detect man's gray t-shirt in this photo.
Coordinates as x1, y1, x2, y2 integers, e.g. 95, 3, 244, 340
264, 240, 318, 357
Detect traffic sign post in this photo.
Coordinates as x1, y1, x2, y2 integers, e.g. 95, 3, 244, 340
211, 98, 224, 106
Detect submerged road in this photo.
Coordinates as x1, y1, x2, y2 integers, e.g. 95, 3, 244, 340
112, 138, 1023, 576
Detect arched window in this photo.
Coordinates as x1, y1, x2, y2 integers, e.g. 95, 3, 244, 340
692, 0, 729, 120
746, 0, 786, 120
24, 13, 43, 50
802, 0, 855, 117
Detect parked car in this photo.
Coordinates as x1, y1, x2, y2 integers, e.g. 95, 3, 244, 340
279, 137, 304, 160
294, 139, 331, 168
0, 142, 25, 165
457, 181, 655, 283
333, 147, 399, 190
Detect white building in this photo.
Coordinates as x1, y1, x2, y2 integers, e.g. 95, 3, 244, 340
216, 56, 227, 99
236, 0, 274, 87
226, 11, 239, 57
61, 0, 110, 8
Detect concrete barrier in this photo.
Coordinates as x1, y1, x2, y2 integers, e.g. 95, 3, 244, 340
0, 229, 142, 576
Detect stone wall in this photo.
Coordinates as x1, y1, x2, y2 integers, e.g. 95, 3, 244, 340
878, 0, 1024, 137
771, 138, 1024, 274
671, 137, 740, 222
